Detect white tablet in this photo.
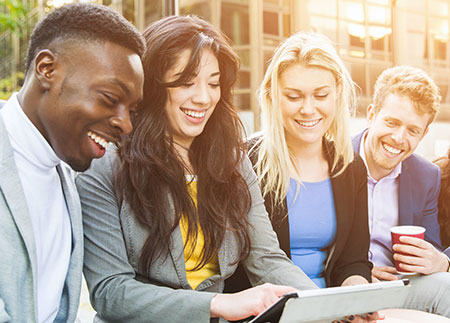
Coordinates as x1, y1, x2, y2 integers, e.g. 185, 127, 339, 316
250, 279, 410, 323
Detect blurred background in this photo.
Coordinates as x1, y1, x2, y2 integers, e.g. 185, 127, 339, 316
1, 1, 449, 320
1, 0, 449, 159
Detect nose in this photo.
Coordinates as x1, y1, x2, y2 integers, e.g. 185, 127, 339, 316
391, 126, 407, 144
300, 96, 314, 114
109, 106, 133, 135
192, 83, 210, 106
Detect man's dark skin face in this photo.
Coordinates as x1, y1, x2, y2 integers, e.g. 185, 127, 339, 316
18, 40, 144, 171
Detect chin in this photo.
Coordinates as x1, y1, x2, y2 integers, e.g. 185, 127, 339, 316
375, 158, 398, 172
65, 157, 92, 172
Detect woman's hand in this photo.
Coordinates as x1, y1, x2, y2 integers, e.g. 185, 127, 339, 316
210, 283, 297, 321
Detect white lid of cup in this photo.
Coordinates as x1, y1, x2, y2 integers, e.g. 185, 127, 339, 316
390, 225, 426, 234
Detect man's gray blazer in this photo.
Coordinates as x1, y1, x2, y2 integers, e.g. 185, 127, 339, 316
0, 100, 83, 323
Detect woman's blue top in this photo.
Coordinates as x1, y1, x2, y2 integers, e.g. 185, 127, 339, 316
287, 178, 336, 288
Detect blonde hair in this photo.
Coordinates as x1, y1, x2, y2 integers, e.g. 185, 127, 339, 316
373, 65, 441, 125
254, 31, 356, 207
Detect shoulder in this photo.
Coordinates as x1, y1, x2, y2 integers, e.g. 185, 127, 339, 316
404, 153, 441, 178
348, 153, 366, 174
238, 153, 257, 183
351, 130, 366, 153
434, 156, 449, 171
0, 113, 10, 146
0, 115, 16, 167
325, 139, 366, 179
243, 132, 263, 169
246, 132, 263, 166
331, 151, 367, 188
246, 132, 263, 148
401, 154, 441, 197
76, 146, 120, 186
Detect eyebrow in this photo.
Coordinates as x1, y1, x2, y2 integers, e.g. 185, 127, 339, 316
106, 79, 142, 105
107, 79, 130, 95
283, 85, 331, 92
173, 71, 221, 78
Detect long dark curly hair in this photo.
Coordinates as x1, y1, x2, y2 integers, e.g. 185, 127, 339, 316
437, 149, 450, 249
115, 15, 251, 274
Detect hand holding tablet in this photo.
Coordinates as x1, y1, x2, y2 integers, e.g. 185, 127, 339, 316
249, 280, 410, 323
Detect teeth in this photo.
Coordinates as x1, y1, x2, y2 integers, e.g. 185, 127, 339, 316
297, 119, 320, 127
87, 131, 110, 149
383, 143, 401, 155
182, 109, 206, 118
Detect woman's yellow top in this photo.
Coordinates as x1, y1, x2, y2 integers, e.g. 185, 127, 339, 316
180, 180, 219, 289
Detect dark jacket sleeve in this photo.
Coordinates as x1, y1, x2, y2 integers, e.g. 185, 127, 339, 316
327, 155, 372, 286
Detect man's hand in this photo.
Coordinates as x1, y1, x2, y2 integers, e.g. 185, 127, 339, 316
393, 236, 450, 275
371, 266, 399, 282
332, 312, 385, 323
336, 276, 384, 322
210, 283, 297, 321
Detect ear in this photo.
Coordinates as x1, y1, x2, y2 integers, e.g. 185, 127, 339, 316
34, 49, 58, 91
366, 103, 376, 126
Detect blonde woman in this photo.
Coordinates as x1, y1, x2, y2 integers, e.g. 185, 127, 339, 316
226, 31, 379, 322
226, 31, 371, 290
252, 31, 371, 289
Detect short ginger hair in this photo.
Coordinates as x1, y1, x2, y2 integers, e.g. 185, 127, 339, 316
372, 65, 441, 125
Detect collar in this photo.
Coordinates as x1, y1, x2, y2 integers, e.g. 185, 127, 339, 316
359, 130, 401, 183
0, 92, 61, 169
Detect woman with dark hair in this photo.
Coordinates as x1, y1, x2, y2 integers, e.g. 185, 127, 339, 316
436, 149, 450, 249
76, 15, 316, 322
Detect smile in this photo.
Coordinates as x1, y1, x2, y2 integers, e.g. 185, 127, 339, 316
88, 131, 110, 149
296, 119, 321, 127
382, 143, 402, 155
181, 108, 206, 119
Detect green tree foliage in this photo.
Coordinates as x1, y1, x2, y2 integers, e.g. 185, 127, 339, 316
0, 72, 24, 100
0, 0, 29, 35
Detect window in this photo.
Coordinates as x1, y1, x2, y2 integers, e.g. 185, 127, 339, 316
221, 1, 251, 110
122, 0, 135, 24
310, 0, 392, 98
144, 0, 163, 26
262, 0, 290, 69
400, 0, 450, 104
179, 0, 211, 21
221, 1, 249, 46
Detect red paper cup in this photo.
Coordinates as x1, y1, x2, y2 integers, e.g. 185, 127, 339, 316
390, 225, 426, 274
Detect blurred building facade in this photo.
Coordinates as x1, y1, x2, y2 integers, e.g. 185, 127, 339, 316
1, 0, 449, 157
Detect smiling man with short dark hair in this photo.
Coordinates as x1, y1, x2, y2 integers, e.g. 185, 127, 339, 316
0, 3, 144, 322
